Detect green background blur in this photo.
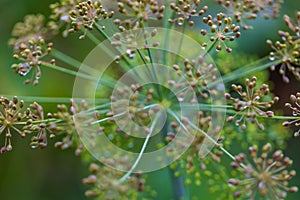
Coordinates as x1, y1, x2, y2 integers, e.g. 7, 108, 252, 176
0, 0, 299, 199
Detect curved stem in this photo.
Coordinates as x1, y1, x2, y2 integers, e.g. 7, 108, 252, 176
118, 111, 161, 183
167, 109, 237, 161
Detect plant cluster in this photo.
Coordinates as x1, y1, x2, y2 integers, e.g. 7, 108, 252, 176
2, 0, 300, 199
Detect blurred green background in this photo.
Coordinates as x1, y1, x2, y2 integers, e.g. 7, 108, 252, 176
0, 0, 299, 199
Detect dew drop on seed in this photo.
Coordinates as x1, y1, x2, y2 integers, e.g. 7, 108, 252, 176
269, 57, 275, 61
60, 15, 69, 21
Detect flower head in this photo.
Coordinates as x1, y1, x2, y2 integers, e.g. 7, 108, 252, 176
267, 12, 300, 83
69, 0, 114, 39
168, 0, 207, 26
283, 92, 300, 137
228, 143, 298, 199
0, 96, 27, 153
83, 162, 145, 199
226, 77, 278, 130
48, 0, 80, 37
200, 13, 241, 52
114, 0, 165, 30
217, 0, 283, 30
11, 38, 55, 85
49, 99, 95, 155
9, 15, 55, 85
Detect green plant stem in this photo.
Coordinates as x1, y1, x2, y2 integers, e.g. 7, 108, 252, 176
93, 23, 144, 81
208, 56, 281, 88
0, 95, 108, 104
118, 111, 161, 183
203, 39, 218, 57
51, 48, 97, 75
14, 118, 60, 125
41, 62, 97, 81
42, 62, 116, 88
167, 109, 237, 161
161, 115, 186, 200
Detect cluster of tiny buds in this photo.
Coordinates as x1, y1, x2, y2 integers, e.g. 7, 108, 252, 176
69, 0, 114, 39
228, 143, 298, 199
217, 0, 283, 30
284, 11, 300, 37
0, 96, 26, 153
83, 162, 145, 198
48, 99, 91, 156
267, 12, 300, 83
226, 77, 278, 130
11, 37, 55, 85
201, 13, 240, 52
111, 28, 159, 60
169, 0, 208, 26
283, 92, 300, 137
117, 0, 165, 24
171, 56, 220, 100
49, 0, 78, 37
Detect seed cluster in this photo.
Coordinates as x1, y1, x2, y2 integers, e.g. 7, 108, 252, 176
9, 15, 55, 85
111, 28, 159, 60
283, 93, 300, 137
168, 0, 208, 26
171, 56, 219, 99
200, 13, 241, 52
217, 0, 283, 30
11, 38, 55, 85
0, 96, 28, 153
49, 0, 80, 37
267, 12, 300, 83
69, 0, 114, 39
115, 0, 165, 31
226, 77, 278, 130
83, 162, 145, 199
49, 99, 94, 156
228, 143, 298, 199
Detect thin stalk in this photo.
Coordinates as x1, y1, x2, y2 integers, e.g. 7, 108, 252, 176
173, 22, 187, 65
51, 48, 82, 69
162, 0, 175, 65
91, 104, 158, 125
141, 29, 163, 97
202, 39, 218, 58
208, 56, 280, 88
14, 118, 60, 125
167, 109, 237, 162
42, 63, 117, 88
118, 111, 161, 183
0, 95, 108, 105
51, 48, 97, 75
162, 116, 186, 200
41, 62, 97, 82
93, 23, 144, 80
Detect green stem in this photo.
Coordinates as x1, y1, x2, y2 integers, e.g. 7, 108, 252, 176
14, 118, 60, 125
163, 116, 186, 200
167, 109, 237, 162
208, 56, 280, 88
42, 62, 97, 82
118, 111, 161, 183
0, 95, 108, 104
162, 0, 175, 65
203, 39, 218, 57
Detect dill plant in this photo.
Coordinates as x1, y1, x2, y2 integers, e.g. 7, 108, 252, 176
1, 0, 300, 199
